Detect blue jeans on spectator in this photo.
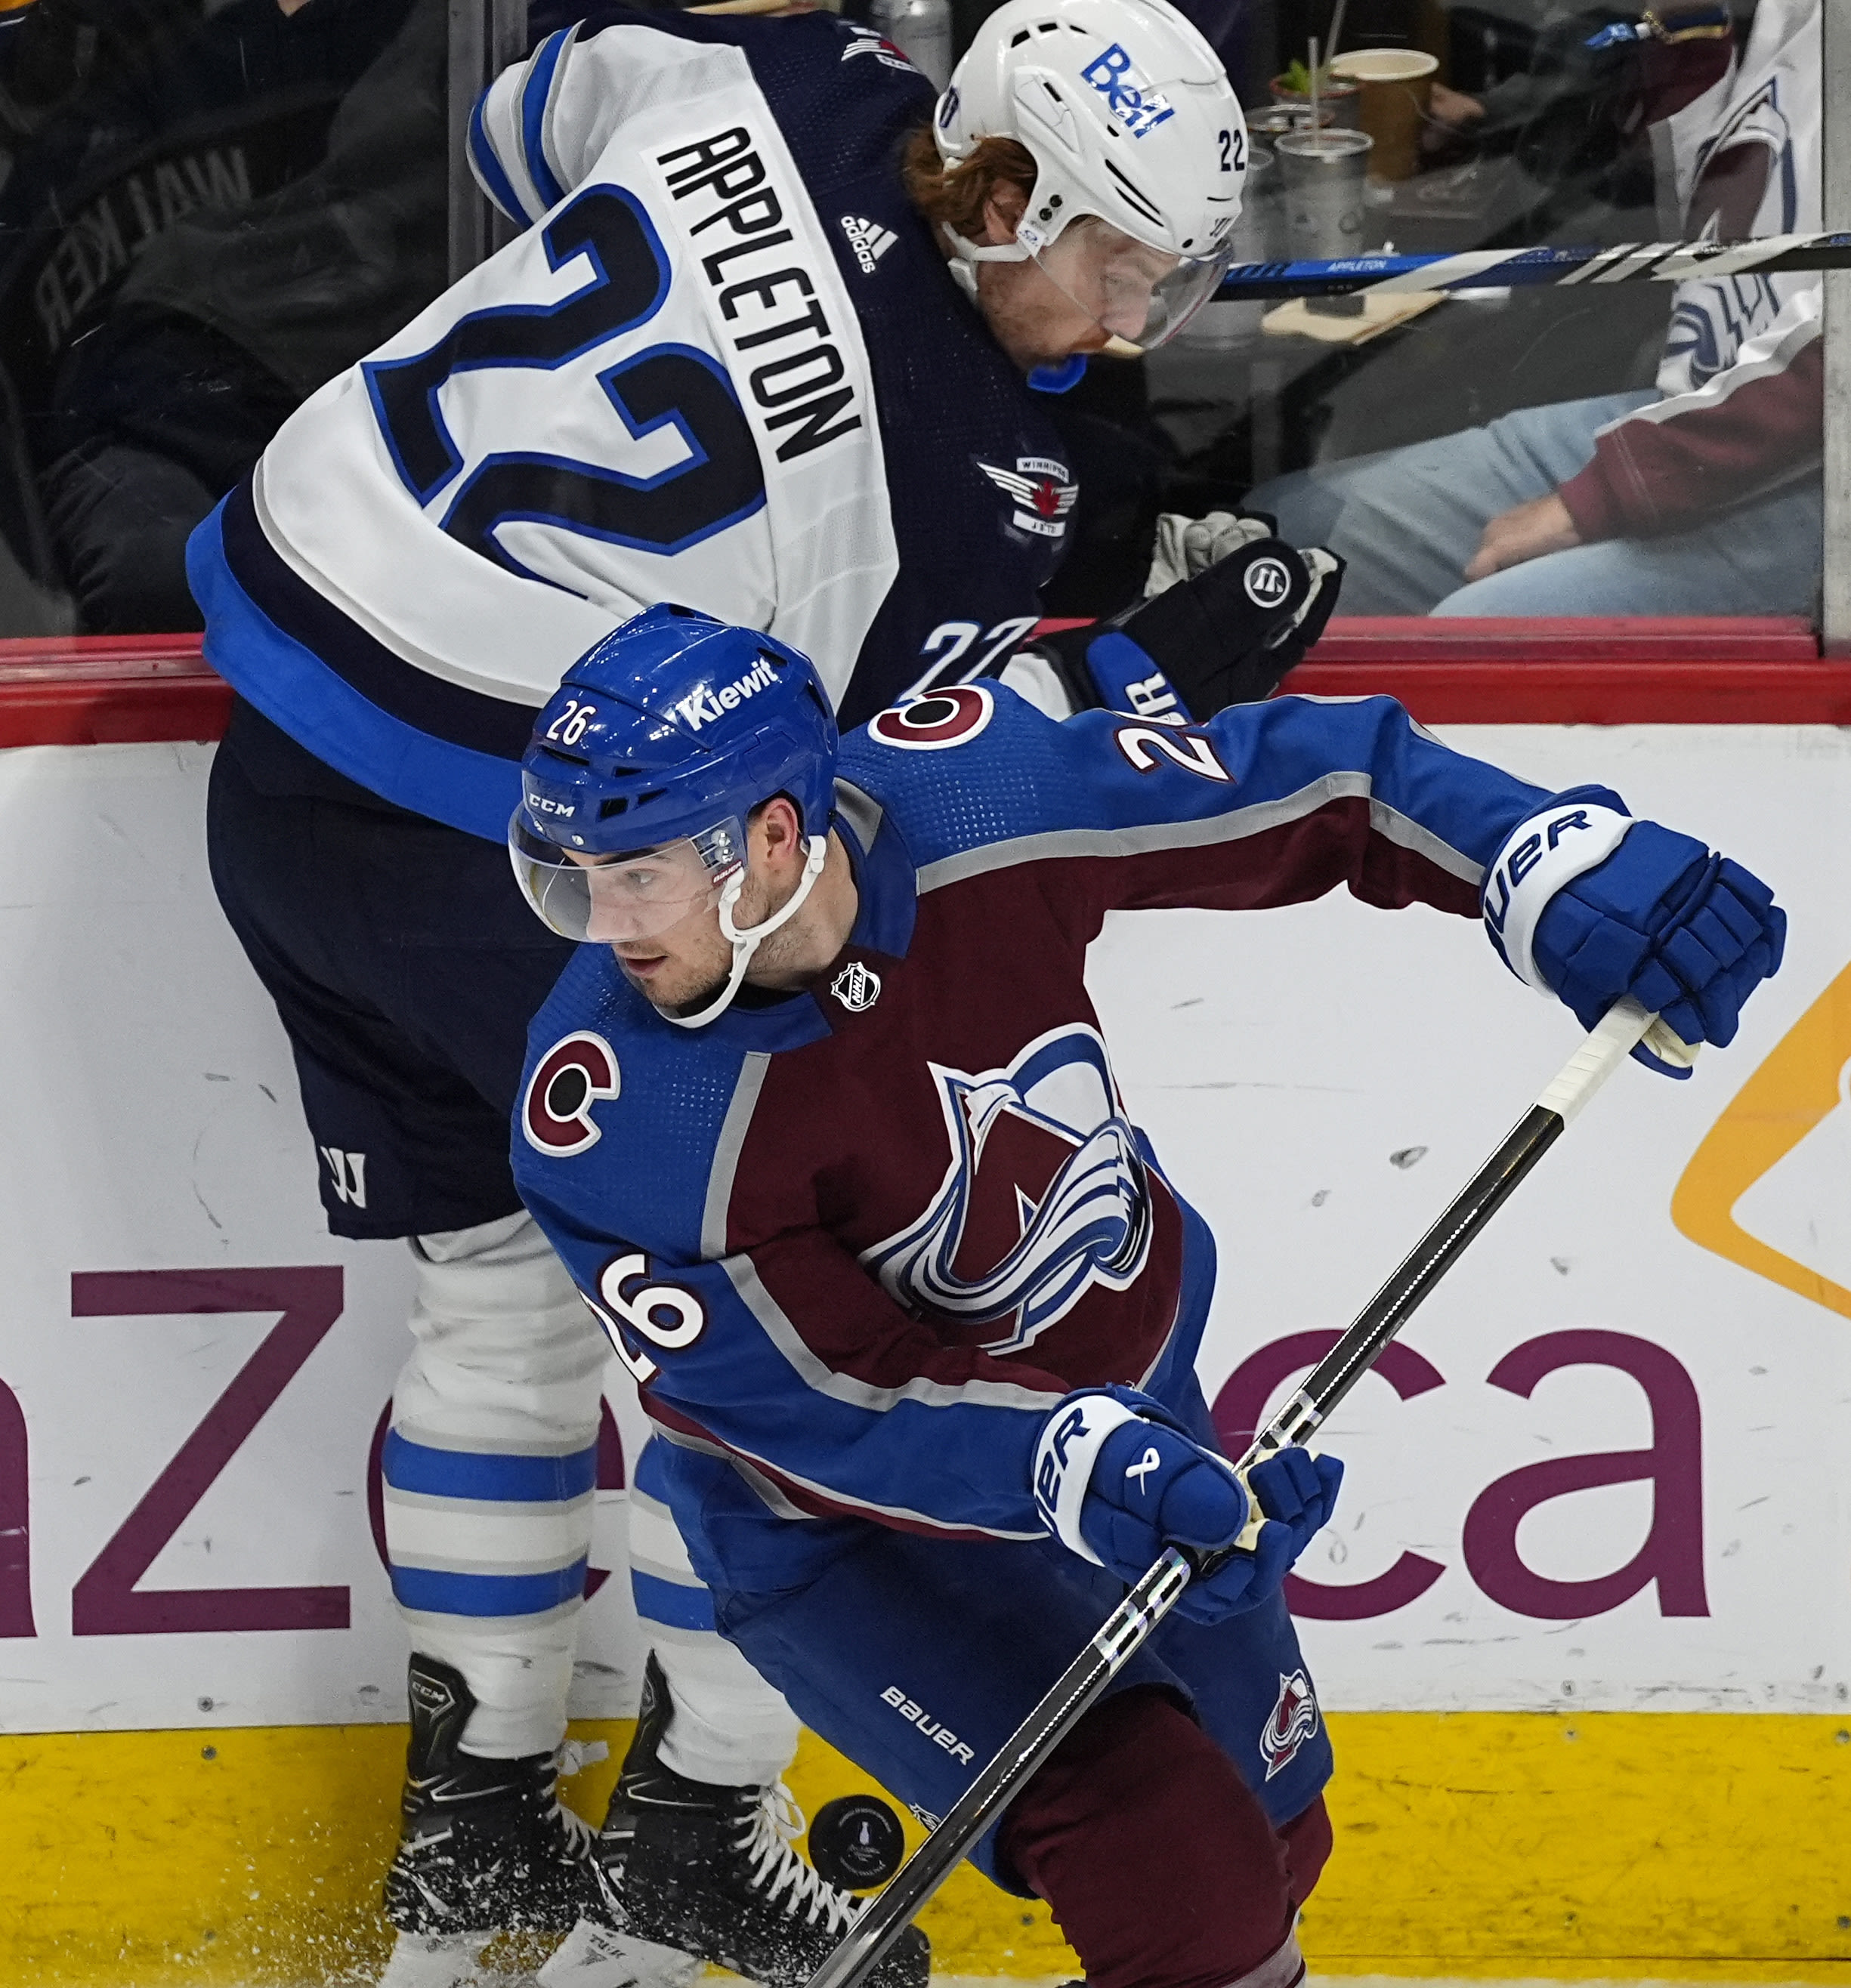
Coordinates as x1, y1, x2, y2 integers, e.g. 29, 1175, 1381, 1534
1247, 390, 1823, 618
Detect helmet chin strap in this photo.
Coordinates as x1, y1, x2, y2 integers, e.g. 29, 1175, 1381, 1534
659, 835, 830, 1030
943, 223, 1033, 302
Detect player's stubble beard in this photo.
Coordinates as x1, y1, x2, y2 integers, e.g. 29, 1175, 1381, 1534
611, 864, 812, 1017
975, 257, 1108, 373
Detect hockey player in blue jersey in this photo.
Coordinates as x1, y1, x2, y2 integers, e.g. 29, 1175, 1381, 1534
190, 3, 1346, 1981
503, 607, 1784, 1988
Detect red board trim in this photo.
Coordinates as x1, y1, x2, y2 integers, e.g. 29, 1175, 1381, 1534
0, 620, 1841, 746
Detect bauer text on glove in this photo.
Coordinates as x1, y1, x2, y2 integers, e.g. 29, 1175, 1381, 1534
1482, 785, 1785, 1077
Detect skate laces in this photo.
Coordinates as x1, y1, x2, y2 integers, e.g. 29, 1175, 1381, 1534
734, 1783, 860, 1934
546, 1740, 610, 1859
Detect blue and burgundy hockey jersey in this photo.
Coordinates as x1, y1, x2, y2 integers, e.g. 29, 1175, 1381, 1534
511, 686, 1549, 1577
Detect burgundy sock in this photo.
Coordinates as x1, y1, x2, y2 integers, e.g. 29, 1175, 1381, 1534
997, 1686, 1324, 1988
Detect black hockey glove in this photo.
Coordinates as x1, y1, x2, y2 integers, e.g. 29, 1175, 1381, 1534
1031, 517, 1344, 722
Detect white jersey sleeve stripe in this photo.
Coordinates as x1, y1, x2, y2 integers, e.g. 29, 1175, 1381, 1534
520, 27, 574, 211
468, 83, 530, 224
470, 44, 549, 224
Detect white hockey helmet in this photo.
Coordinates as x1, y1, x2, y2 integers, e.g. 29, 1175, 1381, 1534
933, 0, 1246, 347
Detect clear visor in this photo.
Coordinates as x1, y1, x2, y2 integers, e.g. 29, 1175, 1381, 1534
1030, 215, 1228, 350
509, 814, 744, 944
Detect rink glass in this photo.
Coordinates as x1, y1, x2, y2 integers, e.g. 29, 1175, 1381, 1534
0, 0, 1829, 638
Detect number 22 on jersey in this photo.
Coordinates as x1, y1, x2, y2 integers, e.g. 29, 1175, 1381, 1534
363, 186, 767, 581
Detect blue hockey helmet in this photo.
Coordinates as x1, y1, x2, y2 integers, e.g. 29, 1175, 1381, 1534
515, 604, 838, 860
511, 609, 840, 1023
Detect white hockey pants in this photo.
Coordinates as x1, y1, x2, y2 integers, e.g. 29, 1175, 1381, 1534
381, 1209, 799, 1778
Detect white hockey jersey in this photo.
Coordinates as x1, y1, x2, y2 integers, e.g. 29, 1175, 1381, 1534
188, 8, 1083, 838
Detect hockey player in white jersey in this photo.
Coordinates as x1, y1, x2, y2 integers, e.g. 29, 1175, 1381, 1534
189, 4, 1341, 1982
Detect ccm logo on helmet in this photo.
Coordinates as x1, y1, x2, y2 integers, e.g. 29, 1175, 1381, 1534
524, 1031, 620, 1156
1081, 44, 1176, 137
867, 684, 995, 751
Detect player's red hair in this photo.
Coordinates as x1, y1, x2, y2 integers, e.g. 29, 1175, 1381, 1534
901, 128, 1038, 242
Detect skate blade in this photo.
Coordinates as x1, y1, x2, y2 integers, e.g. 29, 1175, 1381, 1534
537, 1917, 703, 1988
378, 1929, 495, 1988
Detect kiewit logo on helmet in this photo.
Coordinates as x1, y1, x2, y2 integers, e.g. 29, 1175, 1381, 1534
840, 214, 898, 276
674, 652, 778, 732
1081, 44, 1176, 137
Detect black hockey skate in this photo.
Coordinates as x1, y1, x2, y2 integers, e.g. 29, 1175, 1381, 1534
382, 1653, 614, 1940
595, 1652, 930, 1988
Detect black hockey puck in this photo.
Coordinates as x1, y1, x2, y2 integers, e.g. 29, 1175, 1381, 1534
807, 1792, 907, 1891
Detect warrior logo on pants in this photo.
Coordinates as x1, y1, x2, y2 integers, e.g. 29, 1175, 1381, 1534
1259, 1668, 1319, 1781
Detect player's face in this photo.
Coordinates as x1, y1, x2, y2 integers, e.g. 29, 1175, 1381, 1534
584, 815, 811, 1014
1033, 218, 1182, 342
568, 840, 728, 946
975, 251, 1114, 369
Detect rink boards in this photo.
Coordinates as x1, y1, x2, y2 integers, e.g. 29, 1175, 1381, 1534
0, 724, 1846, 1982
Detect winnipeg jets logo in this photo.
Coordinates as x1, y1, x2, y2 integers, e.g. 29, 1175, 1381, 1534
839, 23, 917, 70
862, 1026, 1153, 1353
840, 214, 898, 275
1259, 1669, 1319, 1781
978, 457, 1078, 541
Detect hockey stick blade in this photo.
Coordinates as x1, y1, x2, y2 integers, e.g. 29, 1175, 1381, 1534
802, 997, 1655, 1988
1214, 230, 1851, 301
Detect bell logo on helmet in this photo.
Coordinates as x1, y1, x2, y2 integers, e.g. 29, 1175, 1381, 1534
523, 1032, 621, 1156
673, 652, 780, 733
1080, 43, 1177, 137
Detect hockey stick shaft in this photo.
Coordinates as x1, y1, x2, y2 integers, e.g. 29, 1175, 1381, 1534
804, 997, 1655, 1988
1213, 230, 1851, 301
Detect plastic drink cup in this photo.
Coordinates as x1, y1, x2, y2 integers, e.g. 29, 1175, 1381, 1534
1275, 128, 1374, 261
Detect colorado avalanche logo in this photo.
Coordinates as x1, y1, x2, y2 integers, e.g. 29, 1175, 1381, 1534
1259, 1669, 1319, 1782
523, 1031, 620, 1156
861, 1026, 1152, 1353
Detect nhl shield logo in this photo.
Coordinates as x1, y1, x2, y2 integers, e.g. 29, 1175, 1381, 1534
1259, 1668, 1319, 1781
831, 961, 882, 1013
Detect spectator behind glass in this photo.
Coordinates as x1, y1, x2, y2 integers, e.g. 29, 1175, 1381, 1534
1245, 0, 1821, 618
0, 0, 445, 633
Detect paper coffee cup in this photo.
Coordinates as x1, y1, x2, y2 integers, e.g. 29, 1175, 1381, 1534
1329, 49, 1438, 182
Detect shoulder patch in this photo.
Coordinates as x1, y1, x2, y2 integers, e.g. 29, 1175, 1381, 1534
524, 1030, 620, 1156
867, 685, 995, 752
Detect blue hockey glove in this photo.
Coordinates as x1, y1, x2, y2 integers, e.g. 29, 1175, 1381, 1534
1030, 519, 1344, 722
1482, 785, 1785, 1077
1032, 1388, 1343, 1625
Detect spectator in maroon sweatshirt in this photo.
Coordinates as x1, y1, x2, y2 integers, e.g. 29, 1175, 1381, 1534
1246, 0, 1820, 619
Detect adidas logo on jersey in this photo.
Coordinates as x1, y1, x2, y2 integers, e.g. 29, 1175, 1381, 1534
840, 214, 898, 276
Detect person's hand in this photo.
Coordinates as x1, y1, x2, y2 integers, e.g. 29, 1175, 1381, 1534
1033, 1389, 1343, 1625
1482, 787, 1786, 1078
1463, 492, 1581, 581
1029, 520, 1344, 722
1429, 82, 1486, 126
